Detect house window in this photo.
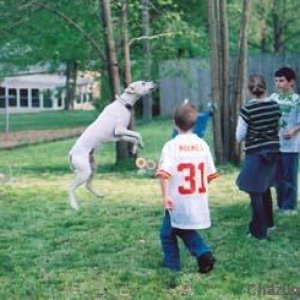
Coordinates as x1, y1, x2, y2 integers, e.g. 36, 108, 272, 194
0, 87, 5, 108
32, 89, 40, 107
58, 97, 62, 107
83, 94, 87, 102
20, 89, 28, 107
43, 89, 52, 108
8, 89, 17, 107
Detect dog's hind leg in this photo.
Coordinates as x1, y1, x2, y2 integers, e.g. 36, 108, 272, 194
69, 178, 84, 211
69, 154, 93, 210
85, 151, 104, 198
86, 177, 104, 198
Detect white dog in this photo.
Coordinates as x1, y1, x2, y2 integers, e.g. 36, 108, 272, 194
68, 81, 157, 210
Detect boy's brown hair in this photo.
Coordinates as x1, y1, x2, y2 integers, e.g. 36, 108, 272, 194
174, 103, 198, 132
274, 66, 296, 82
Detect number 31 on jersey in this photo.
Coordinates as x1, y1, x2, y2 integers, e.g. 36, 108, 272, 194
177, 162, 206, 195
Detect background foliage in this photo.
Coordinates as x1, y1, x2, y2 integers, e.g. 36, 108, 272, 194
2, 1, 300, 78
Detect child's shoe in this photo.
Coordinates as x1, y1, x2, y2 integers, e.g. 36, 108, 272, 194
287, 209, 298, 215
276, 209, 298, 215
197, 252, 216, 274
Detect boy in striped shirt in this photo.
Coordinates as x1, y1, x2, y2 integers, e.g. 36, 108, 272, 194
156, 103, 218, 273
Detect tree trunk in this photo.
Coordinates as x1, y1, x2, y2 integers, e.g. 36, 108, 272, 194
101, 0, 121, 95
71, 61, 77, 108
207, 0, 224, 164
273, 0, 284, 53
207, 0, 252, 165
101, 0, 128, 162
121, 0, 132, 87
65, 61, 71, 110
121, 0, 136, 158
230, 0, 252, 163
64, 60, 77, 110
218, 0, 230, 161
141, 0, 152, 120
259, 0, 268, 52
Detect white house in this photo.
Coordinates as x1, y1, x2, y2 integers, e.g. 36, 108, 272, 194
0, 72, 98, 113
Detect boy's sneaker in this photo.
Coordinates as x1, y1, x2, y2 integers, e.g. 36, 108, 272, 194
197, 252, 216, 274
247, 232, 254, 239
287, 210, 298, 215
276, 209, 298, 215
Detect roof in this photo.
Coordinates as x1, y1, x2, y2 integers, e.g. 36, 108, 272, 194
0, 74, 92, 89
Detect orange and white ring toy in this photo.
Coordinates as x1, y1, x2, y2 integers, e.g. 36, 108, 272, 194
135, 157, 147, 169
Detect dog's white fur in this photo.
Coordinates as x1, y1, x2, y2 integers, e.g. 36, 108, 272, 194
69, 81, 157, 210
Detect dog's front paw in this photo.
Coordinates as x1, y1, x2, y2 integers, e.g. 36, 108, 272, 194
131, 144, 138, 154
138, 140, 144, 149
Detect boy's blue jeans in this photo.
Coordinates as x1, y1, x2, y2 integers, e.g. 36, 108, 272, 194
275, 153, 299, 210
160, 210, 211, 271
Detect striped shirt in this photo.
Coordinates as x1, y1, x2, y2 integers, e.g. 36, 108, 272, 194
239, 98, 281, 153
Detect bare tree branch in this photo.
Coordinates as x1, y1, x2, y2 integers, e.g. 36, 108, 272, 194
128, 31, 181, 47
0, 3, 42, 41
0, 17, 30, 33
18, 0, 41, 10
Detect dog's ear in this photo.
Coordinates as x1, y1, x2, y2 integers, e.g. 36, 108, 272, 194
125, 84, 136, 94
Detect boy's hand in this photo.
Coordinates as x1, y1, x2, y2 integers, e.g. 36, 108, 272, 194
164, 196, 175, 210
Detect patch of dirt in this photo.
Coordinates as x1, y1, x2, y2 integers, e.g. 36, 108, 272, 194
0, 127, 85, 149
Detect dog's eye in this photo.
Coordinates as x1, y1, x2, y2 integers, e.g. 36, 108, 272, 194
142, 82, 146, 85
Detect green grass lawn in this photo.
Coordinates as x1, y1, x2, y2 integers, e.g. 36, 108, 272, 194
0, 110, 99, 132
0, 118, 300, 299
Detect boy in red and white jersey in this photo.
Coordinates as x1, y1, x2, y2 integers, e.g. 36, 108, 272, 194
156, 103, 218, 273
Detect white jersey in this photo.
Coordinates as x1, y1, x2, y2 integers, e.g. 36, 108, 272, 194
156, 133, 218, 229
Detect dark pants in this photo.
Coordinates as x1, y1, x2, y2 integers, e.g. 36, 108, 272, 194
249, 188, 274, 239
160, 210, 210, 271
275, 153, 299, 210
